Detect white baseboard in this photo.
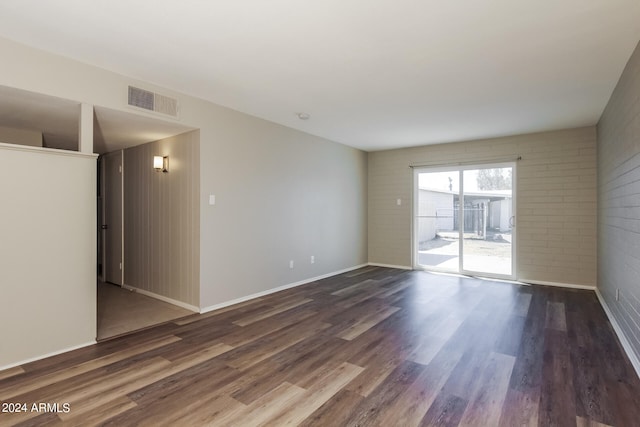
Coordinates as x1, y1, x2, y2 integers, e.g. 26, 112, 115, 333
368, 263, 413, 270
595, 289, 640, 379
200, 264, 368, 314
122, 285, 199, 313
0, 341, 96, 373
520, 279, 596, 291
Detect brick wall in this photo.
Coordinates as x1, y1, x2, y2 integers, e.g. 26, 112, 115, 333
368, 126, 597, 287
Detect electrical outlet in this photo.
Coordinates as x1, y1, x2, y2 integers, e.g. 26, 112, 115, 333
310, 255, 315, 264
616, 289, 620, 301
289, 260, 294, 269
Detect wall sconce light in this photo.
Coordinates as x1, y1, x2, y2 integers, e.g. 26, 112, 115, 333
153, 155, 169, 172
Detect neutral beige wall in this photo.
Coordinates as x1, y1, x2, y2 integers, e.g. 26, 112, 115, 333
0, 143, 96, 369
597, 40, 640, 362
123, 130, 200, 307
369, 126, 597, 286
0, 124, 42, 147
0, 36, 367, 367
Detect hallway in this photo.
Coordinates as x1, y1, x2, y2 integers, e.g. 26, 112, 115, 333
97, 282, 193, 340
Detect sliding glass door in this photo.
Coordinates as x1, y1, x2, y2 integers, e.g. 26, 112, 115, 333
460, 167, 514, 276
415, 169, 461, 272
414, 163, 515, 279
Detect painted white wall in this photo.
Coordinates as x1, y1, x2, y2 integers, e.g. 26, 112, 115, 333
0, 143, 96, 369
0, 37, 367, 366
499, 199, 511, 232
417, 190, 454, 242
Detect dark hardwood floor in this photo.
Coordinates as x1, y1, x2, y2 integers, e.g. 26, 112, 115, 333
1, 267, 638, 426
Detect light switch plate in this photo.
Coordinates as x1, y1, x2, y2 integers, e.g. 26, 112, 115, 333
209, 194, 216, 205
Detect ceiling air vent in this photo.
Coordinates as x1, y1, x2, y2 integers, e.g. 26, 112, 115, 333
127, 86, 179, 118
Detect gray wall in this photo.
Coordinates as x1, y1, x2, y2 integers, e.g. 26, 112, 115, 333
369, 126, 597, 287
0, 36, 368, 368
597, 40, 640, 362
123, 130, 200, 308
198, 117, 368, 308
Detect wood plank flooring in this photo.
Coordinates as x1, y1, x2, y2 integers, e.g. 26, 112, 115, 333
1, 267, 639, 426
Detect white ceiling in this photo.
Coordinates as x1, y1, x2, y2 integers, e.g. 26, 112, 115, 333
93, 107, 194, 154
0, 1, 639, 151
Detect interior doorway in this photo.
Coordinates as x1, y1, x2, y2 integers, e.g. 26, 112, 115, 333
413, 163, 516, 279
97, 149, 194, 340
96, 133, 198, 340
93, 107, 199, 340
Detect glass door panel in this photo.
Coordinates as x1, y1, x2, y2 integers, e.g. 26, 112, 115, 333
461, 167, 513, 276
414, 164, 515, 279
415, 170, 460, 272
